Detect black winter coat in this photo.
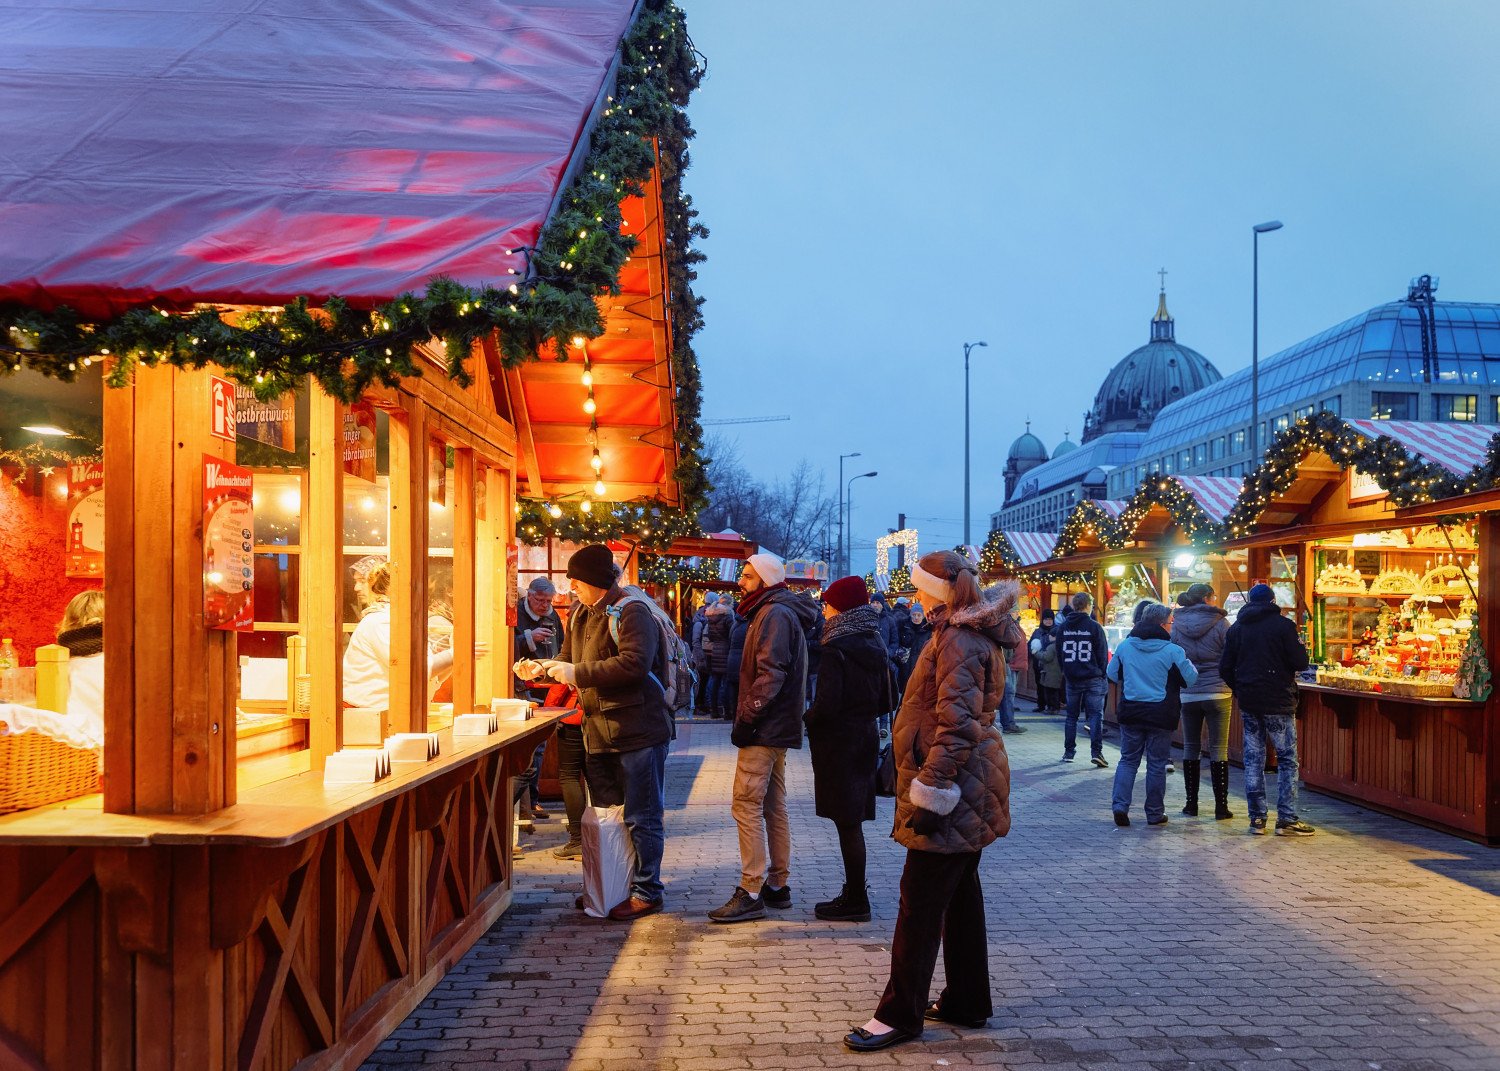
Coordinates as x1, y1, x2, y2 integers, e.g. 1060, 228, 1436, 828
1220, 602, 1309, 717
560, 586, 673, 754
805, 627, 892, 823
703, 604, 733, 674
733, 585, 819, 749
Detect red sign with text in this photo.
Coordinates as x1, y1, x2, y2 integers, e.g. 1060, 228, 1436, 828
203, 456, 255, 631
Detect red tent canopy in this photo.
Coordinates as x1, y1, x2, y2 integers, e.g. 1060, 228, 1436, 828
0, 0, 637, 315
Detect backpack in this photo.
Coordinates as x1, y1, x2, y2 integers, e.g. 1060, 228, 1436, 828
605, 586, 694, 712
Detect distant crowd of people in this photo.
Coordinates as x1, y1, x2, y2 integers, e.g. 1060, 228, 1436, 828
508, 542, 1314, 1055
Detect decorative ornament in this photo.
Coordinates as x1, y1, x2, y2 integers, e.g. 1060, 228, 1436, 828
1453, 614, 1492, 701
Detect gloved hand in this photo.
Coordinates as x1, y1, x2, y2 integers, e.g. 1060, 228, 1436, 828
729, 718, 756, 748
542, 660, 577, 687
905, 807, 944, 836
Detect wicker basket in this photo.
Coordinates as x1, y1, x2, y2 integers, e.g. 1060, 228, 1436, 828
0, 725, 102, 815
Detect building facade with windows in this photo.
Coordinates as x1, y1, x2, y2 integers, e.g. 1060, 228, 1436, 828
1107, 276, 1500, 496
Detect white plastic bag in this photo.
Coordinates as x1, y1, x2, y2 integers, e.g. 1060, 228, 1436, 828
580, 804, 637, 918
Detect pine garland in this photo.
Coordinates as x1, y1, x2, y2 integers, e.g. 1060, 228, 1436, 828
638, 554, 721, 587
0, 1, 711, 548
1224, 412, 1463, 537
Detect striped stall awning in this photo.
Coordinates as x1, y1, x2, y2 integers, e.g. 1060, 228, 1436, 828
1004, 531, 1059, 567
1175, 476, 1243, 523
1094, 500, 1127, 518
1346, 420, 1497, 476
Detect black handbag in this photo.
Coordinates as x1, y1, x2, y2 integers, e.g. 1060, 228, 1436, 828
875, 740, 896, 798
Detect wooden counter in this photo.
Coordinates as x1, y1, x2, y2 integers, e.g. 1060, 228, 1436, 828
1296, 682, 1497, 844
0, 714, 563, 1071
0, 714, 562, 847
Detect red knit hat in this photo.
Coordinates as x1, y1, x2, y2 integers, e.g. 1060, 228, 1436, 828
823, 575, 868, 613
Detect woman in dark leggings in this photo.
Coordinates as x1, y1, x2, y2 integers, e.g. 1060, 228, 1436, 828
804, 575, 895, 921
545, 683, 589, 858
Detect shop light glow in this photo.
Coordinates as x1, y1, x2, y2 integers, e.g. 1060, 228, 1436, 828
21, 424, 70, 437
1107, 564, 1126, 578
1173, 552, 1196, 569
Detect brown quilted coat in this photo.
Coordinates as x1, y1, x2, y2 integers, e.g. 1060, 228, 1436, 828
891, 582, 1015, 853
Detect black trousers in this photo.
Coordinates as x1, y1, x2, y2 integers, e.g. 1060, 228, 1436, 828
874, 848, 991, 1033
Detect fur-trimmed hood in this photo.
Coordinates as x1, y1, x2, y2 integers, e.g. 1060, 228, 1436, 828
946, 580, 1024, 650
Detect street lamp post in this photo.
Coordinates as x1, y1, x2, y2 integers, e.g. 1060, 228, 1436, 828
1251, 221, 1283, 462
962, 340, 988, 548
837, 451, 861, 576
846, 471, 877, 576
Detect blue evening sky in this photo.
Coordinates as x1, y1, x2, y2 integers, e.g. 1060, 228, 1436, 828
680, 1, 1500, 571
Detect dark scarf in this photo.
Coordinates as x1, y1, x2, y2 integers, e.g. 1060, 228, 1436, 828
57, 623, 103, 658
822, 601, 881, 645
1129, 621, 1171, 642
737, 581, 787, 618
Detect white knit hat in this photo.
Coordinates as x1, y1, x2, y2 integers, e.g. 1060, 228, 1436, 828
745, 552, 786, 586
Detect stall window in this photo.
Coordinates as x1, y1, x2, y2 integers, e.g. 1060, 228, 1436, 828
0, 365, 105, 769
236, 382, 315, 778
1434, 394, 1477, 422
1371, 392, 1416, 420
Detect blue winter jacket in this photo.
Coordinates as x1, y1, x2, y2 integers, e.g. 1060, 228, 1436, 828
1105, 624, 1199, 730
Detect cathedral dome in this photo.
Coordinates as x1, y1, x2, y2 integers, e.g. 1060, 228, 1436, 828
1082, 290, 1221, 443
1007, 427, 1049, 463
1051, 432, 1078, 457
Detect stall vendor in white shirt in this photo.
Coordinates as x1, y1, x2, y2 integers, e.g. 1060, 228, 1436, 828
343, 561, 483, 710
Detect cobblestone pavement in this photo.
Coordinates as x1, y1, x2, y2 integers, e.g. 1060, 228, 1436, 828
365, 708, 1500, 1071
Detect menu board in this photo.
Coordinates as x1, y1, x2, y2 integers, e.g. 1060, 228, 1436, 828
343, 401, 377, 483
203, 456, 254, 631
65, 458, 105, 578
235, 384, 296, 452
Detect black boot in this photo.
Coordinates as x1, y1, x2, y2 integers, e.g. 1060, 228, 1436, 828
1210, 761, 1235, 820
1180, 759, 1201, 816
814, 883, 871, 922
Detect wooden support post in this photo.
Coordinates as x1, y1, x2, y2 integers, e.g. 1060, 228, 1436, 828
1476, 515, 1500, 842
307, 388, 344, 764
499, 467, 516, 700
104, 365, 236, 815
473, 463, 497, 707
388, 398, 430, 734
451, 449, 476, 713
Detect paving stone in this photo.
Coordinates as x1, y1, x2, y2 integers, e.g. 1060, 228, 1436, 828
363, 715, 1500, 1070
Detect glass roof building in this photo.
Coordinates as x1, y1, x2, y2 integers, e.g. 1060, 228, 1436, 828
1106, 276, 1500, 496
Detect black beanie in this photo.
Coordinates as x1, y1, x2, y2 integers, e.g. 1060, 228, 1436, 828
567, 543, 618, 589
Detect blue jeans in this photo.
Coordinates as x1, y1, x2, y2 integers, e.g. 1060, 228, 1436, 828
998, 667, 1020, 730
1242, 711, 1299, 823
1112, 723, 1172, 819
585, 741, 669, 902
1064, 677, 1106, 759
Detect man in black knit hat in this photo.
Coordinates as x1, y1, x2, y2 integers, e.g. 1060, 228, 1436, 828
535, 543, 673, 920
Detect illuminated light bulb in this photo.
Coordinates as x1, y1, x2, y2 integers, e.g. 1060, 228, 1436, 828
508, 284, 519, 295
361, 496, 376, 513
278, 487, 301, 514
572, 336, 586, 348
590, 451, 603, 472
594, 479, 606, 497
578, 229, 588, 239
580, 499, 593, 513
581, 369, 593, 387
583, 397, 596, 415
548, 503, 563, 518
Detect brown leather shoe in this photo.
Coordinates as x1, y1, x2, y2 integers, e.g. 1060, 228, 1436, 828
607, 895, 664, 921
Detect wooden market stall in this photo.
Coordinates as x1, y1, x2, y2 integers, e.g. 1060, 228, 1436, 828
1215, 418, 1500, 843
0, 2, 704, 1068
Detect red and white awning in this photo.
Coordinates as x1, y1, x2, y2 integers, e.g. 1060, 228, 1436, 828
1347, 420, 1497, 476
1175, 476, 1243, 523
1094, 500, 1127, 519
1004, 531, 1059, 567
